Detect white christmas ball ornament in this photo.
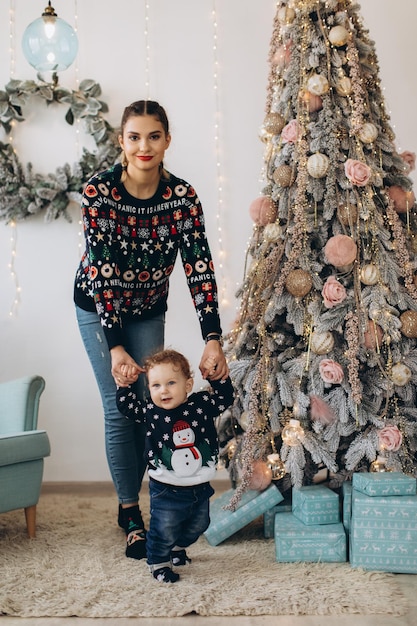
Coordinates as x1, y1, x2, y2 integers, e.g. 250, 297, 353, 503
391, 362, 412, 386
328, 25, 350, 47
307, 74, 330, 96
282, 419, 305, 446
360, 263, 379, 285
311, 331, 334, 355
358, 123, 378, 144
264, 222, 282, 242
336, 76, 352, 96
307, 153, 330, 178
277, 6, 296, 24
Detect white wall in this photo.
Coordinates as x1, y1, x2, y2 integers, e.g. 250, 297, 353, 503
0, 0, 416, 481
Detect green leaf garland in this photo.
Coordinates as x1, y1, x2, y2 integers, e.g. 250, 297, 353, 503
0, 77, 119, 222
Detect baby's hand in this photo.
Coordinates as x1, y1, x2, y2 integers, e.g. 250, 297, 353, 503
120, 364, 140, 379
202, 355, 217, 378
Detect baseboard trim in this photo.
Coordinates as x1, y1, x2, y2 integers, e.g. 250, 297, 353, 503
41, 478, 231, 496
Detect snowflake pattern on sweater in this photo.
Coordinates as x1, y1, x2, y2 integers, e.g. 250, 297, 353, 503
116, 377, 234, 487
74, 163, 221, 349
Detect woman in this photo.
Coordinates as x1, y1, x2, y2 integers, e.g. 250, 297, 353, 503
74, 100, 228, 559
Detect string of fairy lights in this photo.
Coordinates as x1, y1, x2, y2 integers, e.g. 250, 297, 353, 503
211, 0, 229, 310
7, 0, 20, 318
144, 0, 151, 99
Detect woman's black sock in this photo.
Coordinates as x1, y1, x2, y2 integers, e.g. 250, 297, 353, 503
120, 504, 146, 560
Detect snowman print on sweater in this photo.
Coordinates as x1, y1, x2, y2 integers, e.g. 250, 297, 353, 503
171, 420, 202, 477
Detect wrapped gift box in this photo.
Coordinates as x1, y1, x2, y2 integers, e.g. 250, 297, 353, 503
204, 484, 284, 546
209, 487, 257, 514
292, 485, 340, 526
352, 471, 416, 497
350, 489, 417, 573
342, 481, 352, 533
263, 500, 292, 538
274, 512, 347, 562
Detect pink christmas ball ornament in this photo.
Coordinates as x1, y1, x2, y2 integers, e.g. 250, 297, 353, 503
400, 151, 416, 173
299, 90, 323, 113
272, 42, 292, 69
248, 459, 273, 491
324, 235, 357, 267
387, 186, 416, 214
363, 319, 383, 350
249, 196, 277, 226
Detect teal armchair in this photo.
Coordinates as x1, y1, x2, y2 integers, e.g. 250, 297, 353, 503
0, 375, 51, 537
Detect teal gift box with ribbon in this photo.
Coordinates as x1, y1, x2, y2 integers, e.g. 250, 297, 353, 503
292, 484, 340, 526
205, 485, 284, 546
350, 489, 417, 573
263, 500, 292, 538
352, 472, 416, 497
274, 512, 347, 562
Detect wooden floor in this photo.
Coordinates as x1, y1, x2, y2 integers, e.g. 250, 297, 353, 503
3, 482, 416, 626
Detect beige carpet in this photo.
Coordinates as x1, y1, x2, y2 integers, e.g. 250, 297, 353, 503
0, 491, 408, 618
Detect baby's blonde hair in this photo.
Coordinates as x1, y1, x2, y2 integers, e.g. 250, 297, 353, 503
143, 349, 193, 379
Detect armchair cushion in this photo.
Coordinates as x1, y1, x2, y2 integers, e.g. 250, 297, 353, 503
0, 430, 50, 467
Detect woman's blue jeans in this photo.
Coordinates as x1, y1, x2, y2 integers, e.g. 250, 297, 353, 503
75, 305, 165, 505
147, 478, 214, 566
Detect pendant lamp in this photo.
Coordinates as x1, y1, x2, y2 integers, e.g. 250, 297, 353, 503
22, 2, 78, 73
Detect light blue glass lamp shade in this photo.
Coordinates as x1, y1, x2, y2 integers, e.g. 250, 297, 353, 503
21, 2, 78, 72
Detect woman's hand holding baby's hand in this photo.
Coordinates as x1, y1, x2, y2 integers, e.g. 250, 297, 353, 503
110, 346, 144, 386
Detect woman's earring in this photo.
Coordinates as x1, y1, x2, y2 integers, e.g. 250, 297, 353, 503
121, 150, 128, 170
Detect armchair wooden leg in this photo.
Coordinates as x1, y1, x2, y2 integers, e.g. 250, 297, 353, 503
24, 504, 37, 538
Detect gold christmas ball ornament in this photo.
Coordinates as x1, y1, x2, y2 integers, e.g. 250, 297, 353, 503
307, 73, 330, 96
337, 202, 358, 225
360, 263, 379, 286
273, 164, 295, 187
289, 0, 317, 7
336, 76, 352, 96
277, 6, 296, 24
311, 330, 334, 355
307, 152, 330, 178
370, 455, 392, 473
328, 25, 350, 47
281, 419, 305, 446
400, 310, 417, 338
358, 122, 378, 144
391, 362, 412, 386
263, 112, 286, 135
267, 453, 286, 480
285, 268, 313, 298
226, 438, 238, 460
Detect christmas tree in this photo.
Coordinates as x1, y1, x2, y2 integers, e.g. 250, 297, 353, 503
219, 0, 417, 506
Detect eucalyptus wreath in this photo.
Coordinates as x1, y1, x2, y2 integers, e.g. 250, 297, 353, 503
0, 77, 120, 222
